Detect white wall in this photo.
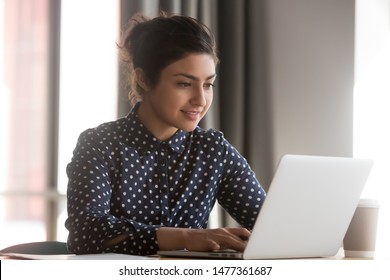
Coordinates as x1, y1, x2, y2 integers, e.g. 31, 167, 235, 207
265, 0, 355, 171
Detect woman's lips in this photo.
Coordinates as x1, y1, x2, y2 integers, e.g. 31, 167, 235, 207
182, 110, 202, 121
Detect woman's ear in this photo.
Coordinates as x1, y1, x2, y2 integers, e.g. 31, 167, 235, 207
134, 68, 150, 92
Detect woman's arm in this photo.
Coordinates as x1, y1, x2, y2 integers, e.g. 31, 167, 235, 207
156, 227, 250, 252
103, 227, 250, 253
217, 136, 267, 229
65, 130, 160, 255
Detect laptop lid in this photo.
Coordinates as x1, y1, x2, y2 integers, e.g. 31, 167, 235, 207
158, 155, 373, 259
243, 154, 373, 259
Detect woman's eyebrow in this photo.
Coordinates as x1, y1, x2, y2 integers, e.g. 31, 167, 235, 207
173, 73, 216, 81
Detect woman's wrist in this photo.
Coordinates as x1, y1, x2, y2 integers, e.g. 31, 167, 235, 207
156, 227, 188, 251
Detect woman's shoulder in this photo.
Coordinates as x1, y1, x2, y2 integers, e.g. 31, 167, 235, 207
78, 117, 127, 142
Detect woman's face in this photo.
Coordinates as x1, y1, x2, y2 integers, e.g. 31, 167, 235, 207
138, 53, 216, 141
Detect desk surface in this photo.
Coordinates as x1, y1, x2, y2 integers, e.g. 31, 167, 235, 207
0, 247, 379, 260
0, 249, 376, 260
0, 252, 154, 260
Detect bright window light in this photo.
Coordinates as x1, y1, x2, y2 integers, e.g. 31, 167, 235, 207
353, 0, 390, 258
57, 0, 119, 240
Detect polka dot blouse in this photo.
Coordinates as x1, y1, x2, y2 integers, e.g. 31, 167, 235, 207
65, 104, 266, 255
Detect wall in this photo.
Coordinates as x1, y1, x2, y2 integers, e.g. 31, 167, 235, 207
265, 0, 355, 171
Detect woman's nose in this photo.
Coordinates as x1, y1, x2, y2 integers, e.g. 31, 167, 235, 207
191, 86, 207, 106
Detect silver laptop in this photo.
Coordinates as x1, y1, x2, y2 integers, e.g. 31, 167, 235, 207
158, 154, 373, 259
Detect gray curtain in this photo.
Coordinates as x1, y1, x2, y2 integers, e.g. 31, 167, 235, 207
117, 0, 274, 227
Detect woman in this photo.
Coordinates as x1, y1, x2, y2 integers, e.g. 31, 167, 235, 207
65, 13, 266, 256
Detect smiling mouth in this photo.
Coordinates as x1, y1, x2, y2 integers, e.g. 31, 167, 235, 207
184, 110, 201, 115
182, 110, 202, 120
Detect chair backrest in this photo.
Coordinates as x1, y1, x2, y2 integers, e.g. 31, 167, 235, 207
0, 241, 69, 255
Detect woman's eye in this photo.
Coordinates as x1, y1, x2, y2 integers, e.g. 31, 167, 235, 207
178, 82, 191, 87
204, 83, 215, 89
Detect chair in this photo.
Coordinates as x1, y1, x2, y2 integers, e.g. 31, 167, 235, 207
0, 241, 69, 255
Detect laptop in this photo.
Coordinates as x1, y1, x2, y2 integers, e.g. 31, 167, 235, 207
158, 154, 373, 259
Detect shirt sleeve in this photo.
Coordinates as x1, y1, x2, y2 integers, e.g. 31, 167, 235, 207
65, 129, 159, 255
216, 134, 266, 229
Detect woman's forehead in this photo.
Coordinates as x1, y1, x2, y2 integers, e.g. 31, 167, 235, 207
162, 54, 216, 79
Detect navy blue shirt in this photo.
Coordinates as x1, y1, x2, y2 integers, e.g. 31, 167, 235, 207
65, 104, 266, 255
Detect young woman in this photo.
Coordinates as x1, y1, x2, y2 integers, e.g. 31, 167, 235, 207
65, 13, 266, 256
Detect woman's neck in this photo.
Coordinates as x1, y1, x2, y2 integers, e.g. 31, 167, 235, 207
137, 102, 178, 142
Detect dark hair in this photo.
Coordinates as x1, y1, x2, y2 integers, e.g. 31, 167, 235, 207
118, 13, 219, 106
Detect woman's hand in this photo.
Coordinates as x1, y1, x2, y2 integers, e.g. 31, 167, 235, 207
156, 227, 250, 252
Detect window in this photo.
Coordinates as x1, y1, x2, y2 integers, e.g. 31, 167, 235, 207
353, 0, 390, 258
0, 0, 119, 249
56, 0, 119, 241
0, 0, 51, 249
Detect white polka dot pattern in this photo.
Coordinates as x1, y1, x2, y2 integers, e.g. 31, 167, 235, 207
65, 104, 266, 255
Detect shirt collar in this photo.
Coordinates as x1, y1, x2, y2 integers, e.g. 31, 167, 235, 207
125, 103, 188, 154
